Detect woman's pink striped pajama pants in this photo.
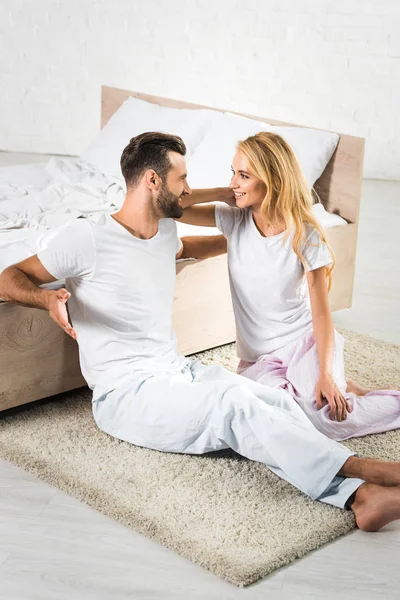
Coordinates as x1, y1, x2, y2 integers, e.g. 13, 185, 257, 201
238, 330, 400, 441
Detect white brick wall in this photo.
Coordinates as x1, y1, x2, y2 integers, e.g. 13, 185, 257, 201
1, 0, 399, 179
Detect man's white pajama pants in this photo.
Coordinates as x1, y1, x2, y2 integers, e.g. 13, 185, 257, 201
92, 358, 364, 509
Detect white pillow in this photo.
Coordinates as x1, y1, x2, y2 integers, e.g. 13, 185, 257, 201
82, 96, 222, 179
186, 112, 339, 189
311, 202, 347, 228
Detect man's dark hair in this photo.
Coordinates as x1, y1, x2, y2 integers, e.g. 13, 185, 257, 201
120, 131, 186, 188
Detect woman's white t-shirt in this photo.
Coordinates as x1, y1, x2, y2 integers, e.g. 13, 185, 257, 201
215, 204, 332, 361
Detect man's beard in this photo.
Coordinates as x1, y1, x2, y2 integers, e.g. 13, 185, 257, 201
156, 182, 183, 219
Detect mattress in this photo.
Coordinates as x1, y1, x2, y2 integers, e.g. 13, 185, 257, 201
0, 157, 347, 296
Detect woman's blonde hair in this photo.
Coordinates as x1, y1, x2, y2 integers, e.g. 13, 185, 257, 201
237, 131, 335, 290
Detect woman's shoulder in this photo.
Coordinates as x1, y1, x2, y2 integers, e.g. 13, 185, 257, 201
215, 203, 247, 232
302, 223, 324, 244
217, 203, 246, 218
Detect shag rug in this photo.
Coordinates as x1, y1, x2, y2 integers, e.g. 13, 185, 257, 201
0, 328, 399, 587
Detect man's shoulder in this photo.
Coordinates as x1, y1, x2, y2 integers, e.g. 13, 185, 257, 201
62, 216, 96, 235
160, 217, 178, 236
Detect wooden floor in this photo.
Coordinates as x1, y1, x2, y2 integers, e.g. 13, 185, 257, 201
1, 153, 399, 599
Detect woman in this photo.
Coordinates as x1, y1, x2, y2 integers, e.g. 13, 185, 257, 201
180, 131, 400, 441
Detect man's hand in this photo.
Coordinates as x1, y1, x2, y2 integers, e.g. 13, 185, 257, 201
47, 288, 77, 340
215, 187, 236, 206
315, 373, 352, 422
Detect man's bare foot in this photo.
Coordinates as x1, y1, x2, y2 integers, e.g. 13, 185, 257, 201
348, 483, 400, 531
346, 380, 373, 396
339, 456, 400, 487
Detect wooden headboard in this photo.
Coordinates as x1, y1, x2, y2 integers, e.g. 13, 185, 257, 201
101, 86, 365, 224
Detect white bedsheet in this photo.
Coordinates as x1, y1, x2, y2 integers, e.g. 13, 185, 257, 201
0, 158, 125, 272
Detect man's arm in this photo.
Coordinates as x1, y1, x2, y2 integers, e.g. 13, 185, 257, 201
181, 187, 234, 209
178, 187, 235, 227
0, 256, 77, 339
178, 204, 217, 227
0, 256, 56, 307
176, 235, 227, 260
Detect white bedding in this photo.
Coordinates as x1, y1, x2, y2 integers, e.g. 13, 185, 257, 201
0, 157, 347, 284
0, 158, 124, 266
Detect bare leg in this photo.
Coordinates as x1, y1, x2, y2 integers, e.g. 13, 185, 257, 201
348, 483, 400, 531
346, 380, 399, 395
346, 380, 374, 396
339, 456, 400, 487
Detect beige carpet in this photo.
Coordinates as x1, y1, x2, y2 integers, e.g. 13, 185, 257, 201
0, 328, 399, 587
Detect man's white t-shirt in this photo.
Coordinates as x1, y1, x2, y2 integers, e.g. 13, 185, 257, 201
38, 214, 183, 394
215, 204, 332, 361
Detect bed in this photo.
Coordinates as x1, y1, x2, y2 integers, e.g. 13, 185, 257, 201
0, 86, 364, 412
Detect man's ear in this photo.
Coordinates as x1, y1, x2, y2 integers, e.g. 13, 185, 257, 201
144, 169, 160, 189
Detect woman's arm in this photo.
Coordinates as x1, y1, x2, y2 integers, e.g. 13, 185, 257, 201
307, 267, 351, 421
307, 266, 335, 375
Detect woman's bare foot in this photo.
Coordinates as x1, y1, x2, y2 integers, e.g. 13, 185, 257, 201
348, 483, 400, 531
346, 380, 373, 396
339, 456, 400, 487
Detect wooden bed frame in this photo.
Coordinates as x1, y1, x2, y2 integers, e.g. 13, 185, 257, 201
0, 86, 364, 412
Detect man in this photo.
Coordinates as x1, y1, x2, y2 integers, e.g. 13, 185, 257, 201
1, 132, 399, 532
